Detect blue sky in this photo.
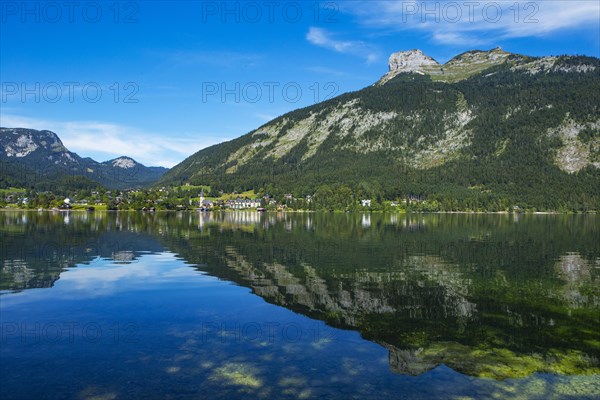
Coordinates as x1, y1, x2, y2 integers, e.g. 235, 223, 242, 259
1, 0, 599, 167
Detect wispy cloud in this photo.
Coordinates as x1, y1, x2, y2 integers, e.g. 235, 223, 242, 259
1, 114, 225, 168
306, 27, 380, 63
431, 32, 488, 47
344, 1, 600, 46
254, 113, 277, 122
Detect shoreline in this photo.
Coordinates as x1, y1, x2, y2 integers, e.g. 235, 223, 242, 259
0, 208, 596, 215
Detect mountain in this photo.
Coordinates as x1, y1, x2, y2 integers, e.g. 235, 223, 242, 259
0, 128, 168, 190
160, 48, 600, 211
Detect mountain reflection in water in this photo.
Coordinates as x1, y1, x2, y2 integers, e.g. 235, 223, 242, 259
1, 211, 598, 391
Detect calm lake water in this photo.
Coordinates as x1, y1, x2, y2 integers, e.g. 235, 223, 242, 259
1, 211, 599, 399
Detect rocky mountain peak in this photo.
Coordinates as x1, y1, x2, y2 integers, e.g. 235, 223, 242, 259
1, 127, 66, 158
378, 49, 443, 84
388, 49, 440, 74
110, 156, 138, 169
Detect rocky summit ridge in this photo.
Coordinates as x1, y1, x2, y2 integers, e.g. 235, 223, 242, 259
379, 47, 599, 85
380, 47, 514, 83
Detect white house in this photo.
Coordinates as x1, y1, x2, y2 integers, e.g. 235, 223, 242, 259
227, 198, 261, 209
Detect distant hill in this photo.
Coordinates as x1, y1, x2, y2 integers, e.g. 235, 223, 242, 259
0, 128, 168, 190
160, 48, 600, 210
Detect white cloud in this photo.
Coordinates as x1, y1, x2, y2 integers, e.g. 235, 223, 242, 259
306, 27, 381, 63
344, 1, 600, 46
0, 114, 225, 168
307, 27, 354, 52
431, 32, 488, 46
254, 113, 277, 122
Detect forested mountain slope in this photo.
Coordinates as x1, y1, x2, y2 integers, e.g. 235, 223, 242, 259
161, 49, 600, 210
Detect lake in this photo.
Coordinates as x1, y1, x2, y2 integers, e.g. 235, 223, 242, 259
1, 211, 598, 399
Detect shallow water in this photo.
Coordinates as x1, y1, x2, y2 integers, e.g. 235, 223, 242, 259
1, 211, 599, 399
